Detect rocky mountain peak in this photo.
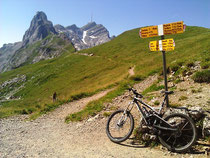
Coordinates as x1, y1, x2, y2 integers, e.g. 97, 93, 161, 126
55, 21, 111, 50
34, 11, 48, 21
66, 24, 79, 31
22, 11, 57, 47
54, 24, 66, 32
81, 22, 97, 31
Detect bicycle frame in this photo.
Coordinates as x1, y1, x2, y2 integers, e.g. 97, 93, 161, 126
126, 94, 177, 131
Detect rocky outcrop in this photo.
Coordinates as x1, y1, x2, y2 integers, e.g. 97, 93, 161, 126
134, 106, 210, 145
203, 114, 210, 137
22, 11, 57, 47
6, 34, 73, 69
0, 42, 22, 72
54, 22, 111, 50
0, 75, 26, 101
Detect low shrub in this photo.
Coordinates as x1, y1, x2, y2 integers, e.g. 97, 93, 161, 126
180, 67, 191, 76
192, 70, 210, 83
179, 88, 187, 91
169, 103, 182, 108
130, 75, 144, 81
186, 61, 195, 68
103, 112, 111, 117
191, 88, 202, 93
201, 61, 210, 69
174, 79, 182, 84
170, 64, 180, 72
154, 100, 160, 105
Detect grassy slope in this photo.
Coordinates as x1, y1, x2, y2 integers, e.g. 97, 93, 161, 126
0, 26, 209, 118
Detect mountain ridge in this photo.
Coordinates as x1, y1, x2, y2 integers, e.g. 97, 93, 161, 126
0, 11, 112, 73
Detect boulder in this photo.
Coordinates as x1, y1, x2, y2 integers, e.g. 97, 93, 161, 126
203, 114, 210, 137
188, 106, 205, 120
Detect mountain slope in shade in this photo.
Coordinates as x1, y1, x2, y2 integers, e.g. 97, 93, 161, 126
0, 42, 22, 72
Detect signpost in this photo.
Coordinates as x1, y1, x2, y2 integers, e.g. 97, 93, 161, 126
140, 26, 158, 38
149, 40, 159, 51
163, 21, 185, 35
140, 21, 185, 107
149, 38, 175, 52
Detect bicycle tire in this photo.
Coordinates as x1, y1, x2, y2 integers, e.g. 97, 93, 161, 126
158, 113, 197, 152
106, 110, 134, 143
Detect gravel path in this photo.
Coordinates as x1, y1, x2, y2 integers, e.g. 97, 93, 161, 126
0, 76, 206, 158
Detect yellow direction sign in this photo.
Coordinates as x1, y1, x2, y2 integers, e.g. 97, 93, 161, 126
163, 21, 184, 35
139, 26, 158, 38
149, 40, 159, 51
149, 38, 175, 51
140, 21, 185, 38
161, 38, 175, 51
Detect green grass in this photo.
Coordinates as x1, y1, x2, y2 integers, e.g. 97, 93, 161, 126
192, 69, 210, 83
179, 95, 188, 101
142, 83, 164, 95
103, 112, 112, 117
169, 103, 182, 108
0, 26, 210, 119
191, 88, 202, 93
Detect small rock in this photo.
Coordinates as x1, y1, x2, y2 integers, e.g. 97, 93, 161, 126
203, 115, 210, 137
87, 114, 100, 122
188, 106, 204, 120
164, 107, 189, 116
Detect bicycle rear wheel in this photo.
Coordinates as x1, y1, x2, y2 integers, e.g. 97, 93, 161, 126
106, 110, 134, 143
158, 113, 197, 152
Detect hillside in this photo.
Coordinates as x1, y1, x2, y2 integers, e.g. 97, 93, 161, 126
0, 26, 210, 118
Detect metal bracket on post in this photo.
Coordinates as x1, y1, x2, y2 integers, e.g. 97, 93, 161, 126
161, 35, 169, 107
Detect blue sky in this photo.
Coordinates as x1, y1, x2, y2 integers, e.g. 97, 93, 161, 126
0, 0, 209, 47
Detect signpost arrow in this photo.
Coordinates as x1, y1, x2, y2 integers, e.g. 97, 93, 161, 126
140, 21, 186, 107
139, 26, 158, 38
149, 38, 175, 52
139, 21, 185, 38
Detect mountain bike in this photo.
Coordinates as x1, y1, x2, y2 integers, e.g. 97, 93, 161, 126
106, 88, 197, 152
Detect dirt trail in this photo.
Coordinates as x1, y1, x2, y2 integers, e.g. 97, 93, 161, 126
0, 76, 205, 158
47, 89, 113, 120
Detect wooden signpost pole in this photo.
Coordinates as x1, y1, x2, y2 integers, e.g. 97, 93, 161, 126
161, 35, 169, 107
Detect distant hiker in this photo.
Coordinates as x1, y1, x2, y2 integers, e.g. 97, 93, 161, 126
53, 92, 57, 102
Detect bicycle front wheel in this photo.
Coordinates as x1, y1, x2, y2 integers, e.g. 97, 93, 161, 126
106, 110, 134, 143
158, 113, 197, 152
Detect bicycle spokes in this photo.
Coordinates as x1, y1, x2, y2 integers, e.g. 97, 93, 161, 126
159, 113, 196, 152
106, 110, 134, 143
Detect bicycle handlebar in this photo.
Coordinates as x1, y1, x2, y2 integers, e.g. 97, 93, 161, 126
128, 88, 143, 98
